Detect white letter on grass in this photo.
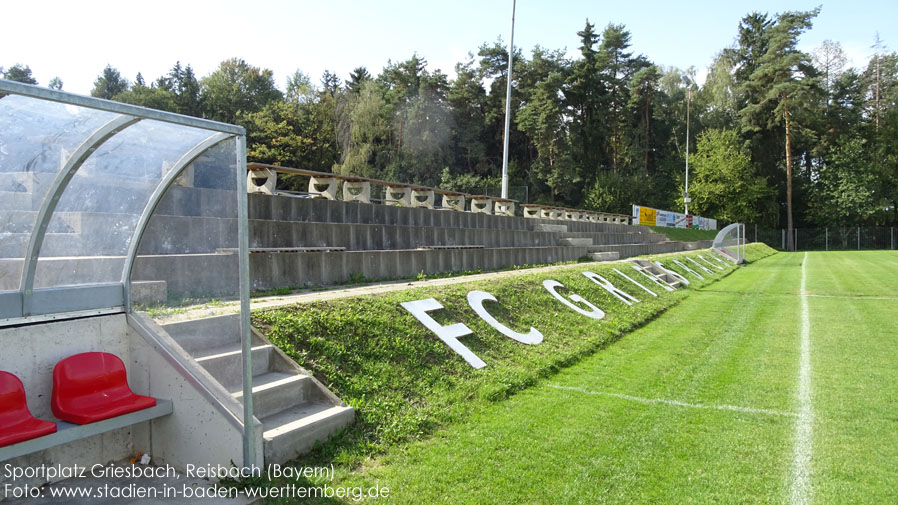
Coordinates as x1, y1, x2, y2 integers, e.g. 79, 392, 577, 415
672, 259, 704, 280
687, 256, 715, 274
654, 261, 691, 285
613, 268, 658, 297
467, 291, 543, 345
400, 298, 486, 369
582, 271, 639, 305
542, 280, 605, 320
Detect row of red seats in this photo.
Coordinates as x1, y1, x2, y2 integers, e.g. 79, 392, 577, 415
0, 352, 156, 448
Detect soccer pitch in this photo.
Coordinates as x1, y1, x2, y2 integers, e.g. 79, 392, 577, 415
328, 251, 898, 504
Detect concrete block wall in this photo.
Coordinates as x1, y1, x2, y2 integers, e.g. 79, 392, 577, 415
246, 193, 644, 235
249, 246, 594, 290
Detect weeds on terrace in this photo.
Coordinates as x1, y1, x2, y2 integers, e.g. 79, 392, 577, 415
135, 296, 228, 318
250, 286, 299, 298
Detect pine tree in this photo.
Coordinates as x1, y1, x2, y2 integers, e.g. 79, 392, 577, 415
740, 9, 820, 250
91, 65, 129, 99
3, 64, 38, 85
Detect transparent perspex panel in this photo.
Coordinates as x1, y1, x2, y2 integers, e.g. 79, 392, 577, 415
33, 120, 213, 288
0, 95, 117, 291
713, 223, 744, 263
129, 137, 241, 317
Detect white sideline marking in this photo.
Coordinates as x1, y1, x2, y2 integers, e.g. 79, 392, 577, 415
792, 252, 813, 505
805, 293, 897, 300
547, 384, 797, 418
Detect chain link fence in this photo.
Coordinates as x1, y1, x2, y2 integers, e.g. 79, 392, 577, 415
747, 225, 898, 251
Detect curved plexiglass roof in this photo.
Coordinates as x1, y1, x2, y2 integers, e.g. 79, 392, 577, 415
0, 79, 246, 321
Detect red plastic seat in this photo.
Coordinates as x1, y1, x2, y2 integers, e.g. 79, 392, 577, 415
0, 371, 57, 447
51, 352, 155, 425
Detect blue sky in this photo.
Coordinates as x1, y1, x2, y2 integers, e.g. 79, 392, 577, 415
4, 0, 896, 95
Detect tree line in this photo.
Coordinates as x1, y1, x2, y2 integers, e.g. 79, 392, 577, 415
4, 9, 897, 242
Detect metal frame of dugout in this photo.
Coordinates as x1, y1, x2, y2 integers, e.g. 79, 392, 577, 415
0, 79, 259, 468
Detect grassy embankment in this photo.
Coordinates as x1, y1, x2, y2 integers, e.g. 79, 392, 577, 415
251, 244, 775, 472
648, 225, 719, 242
284, 249, 898, 504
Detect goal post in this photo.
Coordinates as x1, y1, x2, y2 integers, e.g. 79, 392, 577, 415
712, 223, 746, 264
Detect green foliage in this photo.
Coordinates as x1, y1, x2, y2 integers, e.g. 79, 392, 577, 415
438, 168, 499, 195
336, 80, 392, 179
689, 128, 775, 224
200, 57, 282, 124
3, 64, 38, 85
49, 11, 898, 229
244, 99, 337, 172
91, 64, 129, 99
582, 171, 670, 214
113, 84, 177, 111
810, 136, 882, 225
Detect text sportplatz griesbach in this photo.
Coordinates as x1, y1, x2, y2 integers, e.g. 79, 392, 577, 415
4, 462, 336, 482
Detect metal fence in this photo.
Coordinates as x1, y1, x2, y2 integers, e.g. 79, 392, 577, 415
747, 225, 898, 251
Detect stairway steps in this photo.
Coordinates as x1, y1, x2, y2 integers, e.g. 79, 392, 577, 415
261, 402, 355, 463
194, 343, 273, 390
588, 252, 620, 261
559, 237, 593, 246
231, 372, 314, 419
161, 314, 243, 354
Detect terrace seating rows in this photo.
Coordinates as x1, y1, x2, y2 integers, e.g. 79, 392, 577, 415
246, 163, 630, 224
236, 193, 703, 291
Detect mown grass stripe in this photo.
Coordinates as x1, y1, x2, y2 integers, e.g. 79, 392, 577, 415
792, 252, 814, 505
547, 384, 798, 417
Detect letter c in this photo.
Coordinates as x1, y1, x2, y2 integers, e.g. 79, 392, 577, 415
467, 291, 543, 344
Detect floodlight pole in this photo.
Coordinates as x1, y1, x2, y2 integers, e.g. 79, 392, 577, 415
500, 0, 516, 200
684, 86, 691, 215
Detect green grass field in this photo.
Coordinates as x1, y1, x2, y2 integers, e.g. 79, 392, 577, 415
255, 250, 898, 504
648, 225, 719, 242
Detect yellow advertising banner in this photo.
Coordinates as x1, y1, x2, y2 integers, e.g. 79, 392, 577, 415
639, 206, 657, 226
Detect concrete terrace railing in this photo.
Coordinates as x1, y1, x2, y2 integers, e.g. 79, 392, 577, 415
246, 163, 631, 225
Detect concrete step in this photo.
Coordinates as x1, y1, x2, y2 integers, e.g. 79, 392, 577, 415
0, 191, 34, 211
249, 220, 569, 251
559, 237, 593, 246
0, 232, 85, 258
1, 172, 37, 193
160, 313, 242, 354
194, 343, 273, 390
0, 210, 83, 234
231, 372, 314, 419
588, 241, 713, 259
532, 224, 567, 232
588, 252, 620, 261
565, 232, 667, 245
247, 193, 637, 234
248, 245, 594, 291
261, 401, 355, 464
131, 280, 167, 305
